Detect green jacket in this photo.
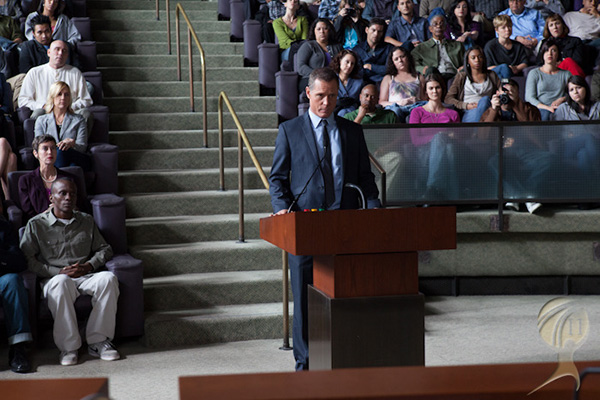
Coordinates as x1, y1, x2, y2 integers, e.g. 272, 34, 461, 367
411, 38, 465, 75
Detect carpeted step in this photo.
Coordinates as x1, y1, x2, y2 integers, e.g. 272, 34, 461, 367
118, 146, 274, 171
98, 54, 242, 68
109, 129, 278, 150
131, 240, 281, 277
91, 9, 218, 21
127, 213, 266, 246
143, 270, 283, 312
104, 81, 258, 97
88, 0, 217, 11
96, 42, 245, 56
143, 302, 288, 347
105, 96, 274, 113
91, 19, 226, 32
119, 168, 270, 194
110, 112, 276, 132
94, 30, 229, 43
99, 66, 258, 82
124, 189, 271, 218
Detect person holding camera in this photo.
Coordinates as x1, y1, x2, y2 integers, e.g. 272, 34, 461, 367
333, 0, 368, 49
481, 79, 554, 214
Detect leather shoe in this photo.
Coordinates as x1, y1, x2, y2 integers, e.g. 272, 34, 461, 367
9, 343, 31, 373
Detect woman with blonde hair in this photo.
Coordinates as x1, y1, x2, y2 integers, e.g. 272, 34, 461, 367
34, 81, 90, 170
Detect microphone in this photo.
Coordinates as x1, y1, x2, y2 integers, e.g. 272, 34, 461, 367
287, 142, 329, 213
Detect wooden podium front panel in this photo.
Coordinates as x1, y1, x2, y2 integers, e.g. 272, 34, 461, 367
313, 252, 418, 298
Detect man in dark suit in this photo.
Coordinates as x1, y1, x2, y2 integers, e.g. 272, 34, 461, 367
269, 67, 381, 371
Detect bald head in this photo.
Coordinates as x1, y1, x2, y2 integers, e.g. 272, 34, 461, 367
359, 84, 378, 112
48, 40, 69, 69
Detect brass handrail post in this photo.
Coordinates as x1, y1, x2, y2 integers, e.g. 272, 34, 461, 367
156, 0, 160, 20
175, 6, 181, 81
218, 96, 225, 191
280, 250, 291, 350
166, 0, 171, 53
238, 129, 245, 242
187, 28, 194, 112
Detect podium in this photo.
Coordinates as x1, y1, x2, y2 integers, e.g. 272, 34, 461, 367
260, 207, 456, 370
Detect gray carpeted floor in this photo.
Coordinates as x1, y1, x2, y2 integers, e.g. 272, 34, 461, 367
2, 295, 599, 399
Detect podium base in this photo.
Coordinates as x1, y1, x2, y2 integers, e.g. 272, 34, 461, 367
308, 286, 424, 370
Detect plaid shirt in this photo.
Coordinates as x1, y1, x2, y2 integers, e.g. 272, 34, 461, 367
318, 0, 340, 19
268, 0, 286, 20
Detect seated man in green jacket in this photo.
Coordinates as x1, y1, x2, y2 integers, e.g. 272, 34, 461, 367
411, 13, 464, 80
344, 84, 397, 124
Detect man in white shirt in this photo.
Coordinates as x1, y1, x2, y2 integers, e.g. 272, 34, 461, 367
18, 40, 92, 125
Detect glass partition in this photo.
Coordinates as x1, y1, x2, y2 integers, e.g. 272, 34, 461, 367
364, 121, 600, 206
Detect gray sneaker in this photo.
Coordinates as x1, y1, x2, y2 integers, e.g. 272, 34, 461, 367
88, 340, 120, 361
59, 350, 78, 366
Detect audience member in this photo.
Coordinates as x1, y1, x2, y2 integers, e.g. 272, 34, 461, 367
0, 0, 22, 20
525, 39, 572, 120
524, 0, 564, 19
470, 0, 508, 37
0, 198, 32, 373
420, 0, 454, 19
553, 75, 600, 179
25, 0, 81, 45
379, 46, 426, 121
330, 49, 362, 115
296, 18, 341, 91
20, 178, 120, 367
0, 13, 23, 50
18, 40, 92, 125
481, 79, 549, 213
562, 0, 600, 48
8, 14, 79, 110
446, 46, 501, 122
19, 15, 78, 75
333, 0, 368, 49
498, 0, 544, 52
384, 0, 429, 49
273, 0, 309, 61
318, 0, 341, 19
35, 81, 90, 171
538, 14, 586, 76
0, 73, 17, 200
352, 18, 390, 83
592, 69, 600, 102
362, 0, 397, 21
409, 73, 461, 199
254, 0, 287, 43
445, 0, 483, 50
411, 14, 465, 79
484, 15, 529, 79
344, 83, 397, 123
18, 135, 86, 221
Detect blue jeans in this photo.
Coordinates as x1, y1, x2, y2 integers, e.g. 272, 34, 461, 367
385, 101, 426, 123
492, 64, 512, 80
539, 109, 552, 121
0, 273, 32, 345
462, 96, 492, 123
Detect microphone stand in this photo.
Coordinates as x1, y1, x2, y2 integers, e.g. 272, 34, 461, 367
287, 145, 328, 213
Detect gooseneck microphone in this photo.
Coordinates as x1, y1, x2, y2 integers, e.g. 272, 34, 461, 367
286, 142, 329, 213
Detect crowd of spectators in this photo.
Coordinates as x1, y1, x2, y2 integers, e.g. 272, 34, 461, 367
248, 0, 600, 212
0, 0, 123, 374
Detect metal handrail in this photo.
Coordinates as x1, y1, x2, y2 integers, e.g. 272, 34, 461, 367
217, 91, 291, 349
164, 1, 208, 147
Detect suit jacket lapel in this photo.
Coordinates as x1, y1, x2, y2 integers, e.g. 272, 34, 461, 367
301, 112, 319, 164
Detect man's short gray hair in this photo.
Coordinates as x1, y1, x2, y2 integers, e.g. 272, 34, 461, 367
308, 67, 339, 90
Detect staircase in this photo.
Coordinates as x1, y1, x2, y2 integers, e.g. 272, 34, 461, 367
88, 0, 287, 347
